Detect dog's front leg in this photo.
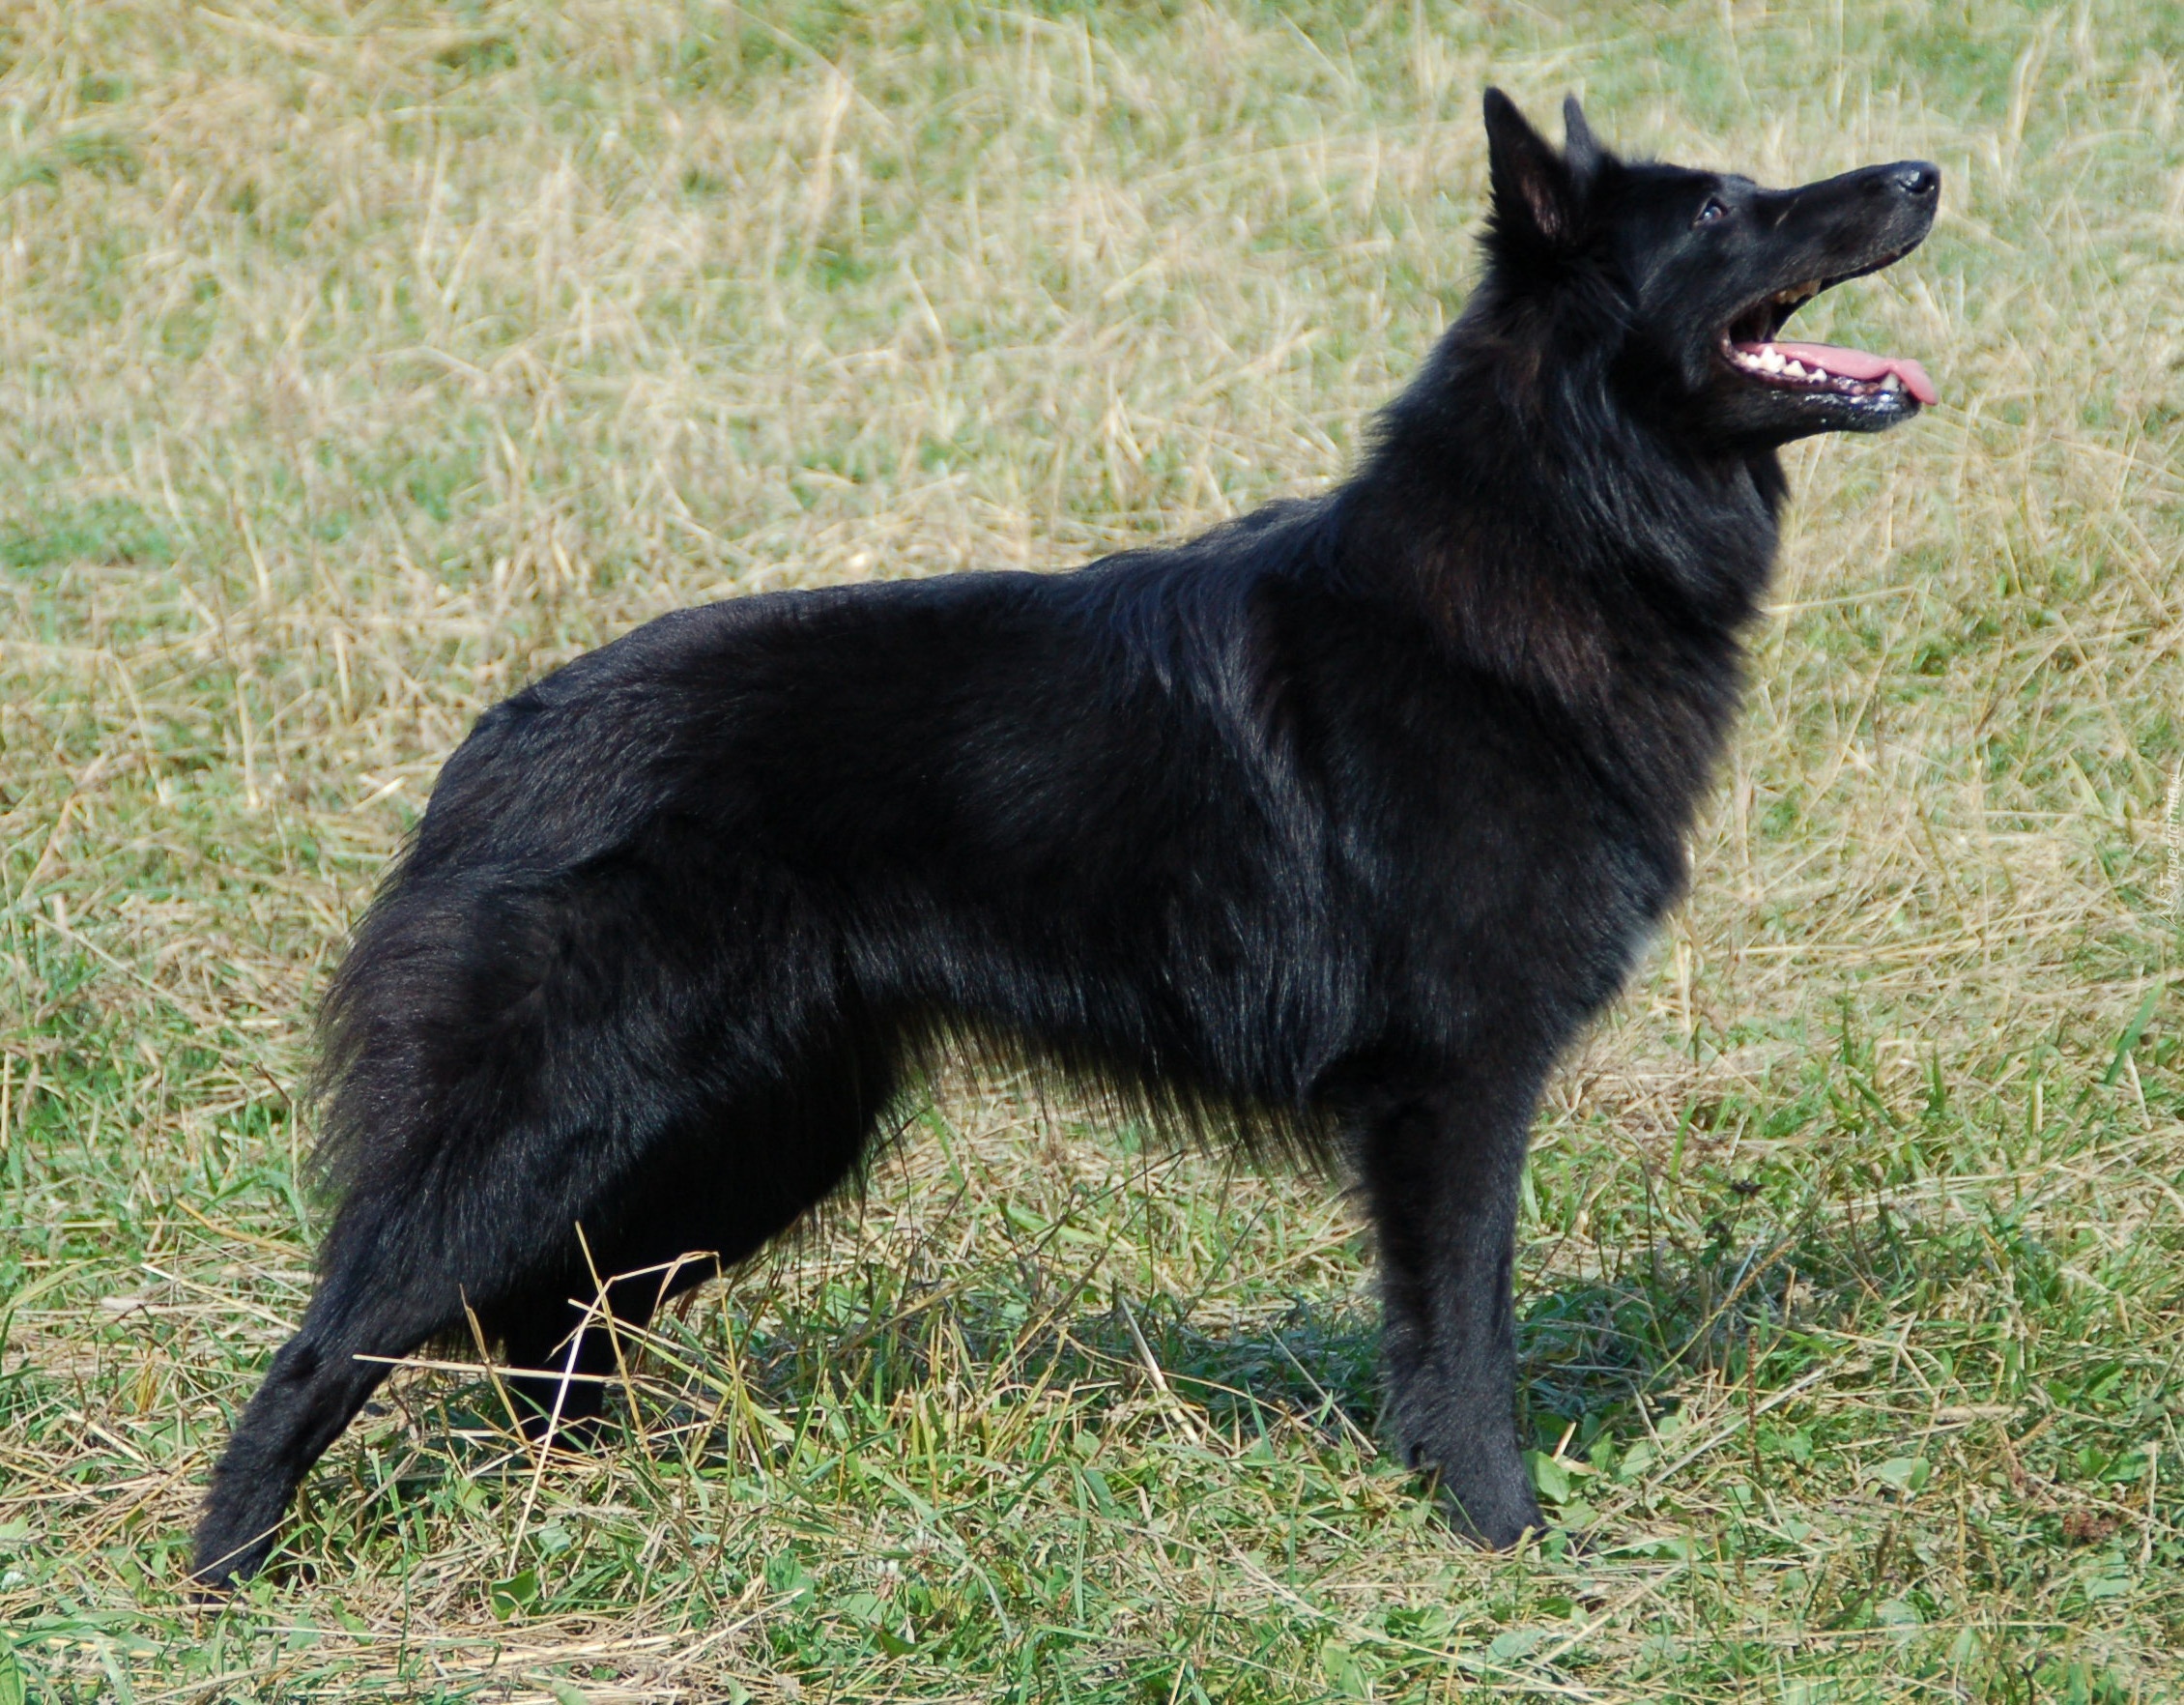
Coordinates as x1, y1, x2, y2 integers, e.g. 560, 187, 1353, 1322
1362, 1067, 1546, 1547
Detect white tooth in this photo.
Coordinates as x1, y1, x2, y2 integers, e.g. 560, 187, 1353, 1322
1784, 361, 1807, 378
1762, 350, 1784, 371
1881, 373, 1901, 392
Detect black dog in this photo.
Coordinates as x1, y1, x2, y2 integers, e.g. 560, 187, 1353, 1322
192, 92, 1938, 1585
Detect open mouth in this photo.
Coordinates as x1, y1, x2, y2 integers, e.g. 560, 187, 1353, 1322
1719, 269, 1935, 406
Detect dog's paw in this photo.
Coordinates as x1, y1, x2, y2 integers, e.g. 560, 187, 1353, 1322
1394, 1438, 1545, 1550
1440, 1488, 1549, 1551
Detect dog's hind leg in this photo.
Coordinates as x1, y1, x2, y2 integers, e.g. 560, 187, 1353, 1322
490, 1251, 719, 1442
196, 1174, 725, 1588
1360, 1052, 1553, 1549
485, 1042, 906, 1446
189, 1190, 479, 1589
189, 1161, 704, 1585
190, 1118, 692, 1587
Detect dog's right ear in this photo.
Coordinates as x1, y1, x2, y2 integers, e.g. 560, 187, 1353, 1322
1561, 96, 1604, 188
1482, 87, 1583, 251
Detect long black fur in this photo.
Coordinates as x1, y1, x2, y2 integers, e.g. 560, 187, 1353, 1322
192, 93, 1939, 1584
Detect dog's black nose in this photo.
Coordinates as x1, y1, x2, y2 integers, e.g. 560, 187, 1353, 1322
1889, 162, 1940, 198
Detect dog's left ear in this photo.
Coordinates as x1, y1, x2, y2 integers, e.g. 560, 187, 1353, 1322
1482, 87, 1587, 250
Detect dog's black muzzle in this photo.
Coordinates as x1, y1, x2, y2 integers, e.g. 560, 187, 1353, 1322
1776, 159, 1940, 283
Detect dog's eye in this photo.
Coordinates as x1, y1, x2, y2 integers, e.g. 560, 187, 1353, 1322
1695, 197, 1730, 227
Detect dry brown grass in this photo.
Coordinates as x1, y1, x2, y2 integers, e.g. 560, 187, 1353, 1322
3, 2, 2181, 1699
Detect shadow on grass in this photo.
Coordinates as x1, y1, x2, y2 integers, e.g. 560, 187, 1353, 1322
367, 1231, 1840, 1494
352, 1165, 2036, 1531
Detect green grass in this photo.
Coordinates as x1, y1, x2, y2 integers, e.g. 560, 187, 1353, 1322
3, 1, 2181, 1698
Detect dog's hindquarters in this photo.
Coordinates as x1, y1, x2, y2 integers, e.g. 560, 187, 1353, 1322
192, 889, 901, 1583
192, 703, 908, 1583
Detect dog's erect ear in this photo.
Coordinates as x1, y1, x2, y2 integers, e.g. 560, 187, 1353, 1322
1562, 96, 1603, 188
1482, 87, 1584, 249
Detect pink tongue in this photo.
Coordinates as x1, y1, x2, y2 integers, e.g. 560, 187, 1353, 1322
1755, 340, 1937, 406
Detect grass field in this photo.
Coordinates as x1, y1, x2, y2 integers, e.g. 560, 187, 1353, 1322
3, 1, 2181, 1699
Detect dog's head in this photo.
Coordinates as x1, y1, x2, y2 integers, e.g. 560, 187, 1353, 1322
1479, 90, 1939, 447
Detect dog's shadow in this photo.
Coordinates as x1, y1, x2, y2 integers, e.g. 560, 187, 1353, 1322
651, 1257, 1725, 1461
663, 1286, 1388, 1449
372, 1250, 1753, 1513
